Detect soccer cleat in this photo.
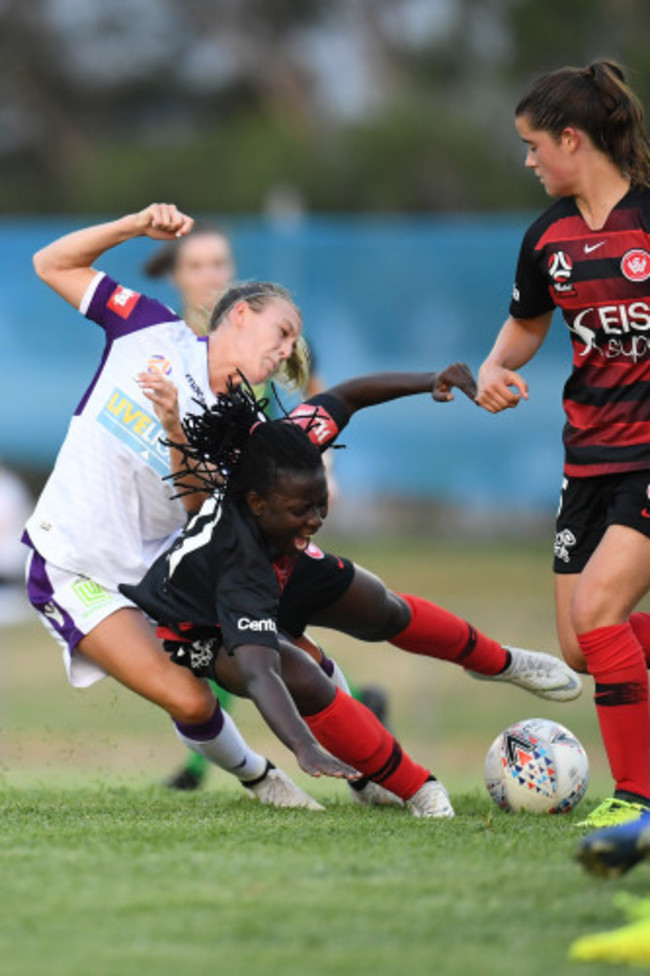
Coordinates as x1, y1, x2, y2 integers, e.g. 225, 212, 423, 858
406, 779, 455, 819
348, 777, 404, 807
575, 796, 650, 830
575, 811, 650, 878
569, 895, 650, 965
244, 762, 325, 811
468, 646, 582, 702
165, 765, 206, 792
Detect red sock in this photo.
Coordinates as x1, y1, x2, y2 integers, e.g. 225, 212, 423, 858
303, 689, 430, 800
577, 622, 650, 798
390, 593, 508, 675
630, 612, 650, 667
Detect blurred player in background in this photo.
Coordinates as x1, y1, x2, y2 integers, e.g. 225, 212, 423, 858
22, 203, 327, 810
478, 60, 650, 828
143, 226, 388, 794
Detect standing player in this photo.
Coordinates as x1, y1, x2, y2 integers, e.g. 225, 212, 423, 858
477, 60, 650, 827
23, 203, 329, 809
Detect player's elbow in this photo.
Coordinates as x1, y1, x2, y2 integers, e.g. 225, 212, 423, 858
33, 247, 50, 281
33, 246, 59, 284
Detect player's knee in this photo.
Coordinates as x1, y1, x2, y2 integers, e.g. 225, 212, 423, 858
166, 682, 216, 725
358, 591, 410, 641
569, 587, 612, 635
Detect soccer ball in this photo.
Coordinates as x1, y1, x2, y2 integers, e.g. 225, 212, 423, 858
484, 718, 589, 814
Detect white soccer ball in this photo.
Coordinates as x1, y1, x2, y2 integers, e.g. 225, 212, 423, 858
484, 717, 589, 814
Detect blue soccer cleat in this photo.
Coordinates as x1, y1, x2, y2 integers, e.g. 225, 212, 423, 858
575, 810, 650, 878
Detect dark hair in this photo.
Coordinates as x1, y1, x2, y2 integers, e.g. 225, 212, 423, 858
142, 225, 232, 278
167, 376, 323, 503
515, 60, 650, 186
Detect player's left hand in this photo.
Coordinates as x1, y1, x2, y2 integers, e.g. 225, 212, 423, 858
432, 362, 477, 403
136, 371, 183, 437
295, 741, 362, 781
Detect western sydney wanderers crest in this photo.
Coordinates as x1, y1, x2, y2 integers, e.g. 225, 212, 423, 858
621, 249, 650, 282
548, 250, 576, 295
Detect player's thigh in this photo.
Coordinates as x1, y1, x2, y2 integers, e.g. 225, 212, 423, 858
308, 563, 409, 640
571, 524, 650, 632
80, 607, 215, 721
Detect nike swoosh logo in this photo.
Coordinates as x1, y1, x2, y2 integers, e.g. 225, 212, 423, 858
642, 509, 650, 518
584, 242, 605, 254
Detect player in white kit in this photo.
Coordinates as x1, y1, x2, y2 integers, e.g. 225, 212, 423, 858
23, 202, 342, 808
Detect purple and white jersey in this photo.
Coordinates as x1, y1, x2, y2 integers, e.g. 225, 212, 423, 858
25, 273, 215, 588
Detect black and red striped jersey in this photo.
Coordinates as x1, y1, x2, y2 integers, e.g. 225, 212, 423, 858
510, 186, 650, 477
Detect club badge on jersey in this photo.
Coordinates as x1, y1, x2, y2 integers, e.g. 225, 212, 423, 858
107, 285, 141, 319
289, 404, 338, 448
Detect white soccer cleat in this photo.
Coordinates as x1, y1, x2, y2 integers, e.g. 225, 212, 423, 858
468, 646, 582, 702
245, 764, 325, 811
348, 779, 404, 807
406, 779, 455, 819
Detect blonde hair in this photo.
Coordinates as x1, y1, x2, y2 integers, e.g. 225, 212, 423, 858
209, 281, 309, 390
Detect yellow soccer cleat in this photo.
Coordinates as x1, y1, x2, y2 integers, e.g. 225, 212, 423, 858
569, 895, 650, 966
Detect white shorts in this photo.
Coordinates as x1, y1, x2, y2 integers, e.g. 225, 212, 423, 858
24, 545, 136, 688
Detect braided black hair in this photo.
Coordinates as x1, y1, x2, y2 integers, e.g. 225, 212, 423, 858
165, 375, 324, 502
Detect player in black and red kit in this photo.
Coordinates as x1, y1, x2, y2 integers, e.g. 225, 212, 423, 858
123, 365, 581, 815
478, 60, 650, 828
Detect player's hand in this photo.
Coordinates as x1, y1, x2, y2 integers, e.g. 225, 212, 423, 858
477, 362, 529, 413
136, 370, 182, 437
133, 203, 194, 241
432, 362, 477, 402
295, 742, 362, 781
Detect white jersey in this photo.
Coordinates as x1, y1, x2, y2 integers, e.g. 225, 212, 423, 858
25, 273, 215, 588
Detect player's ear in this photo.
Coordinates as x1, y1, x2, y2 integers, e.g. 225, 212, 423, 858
560, 126, 580, 153
246, 489, 266, 517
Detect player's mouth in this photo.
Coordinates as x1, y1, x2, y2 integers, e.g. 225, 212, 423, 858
292, 532, 315, 553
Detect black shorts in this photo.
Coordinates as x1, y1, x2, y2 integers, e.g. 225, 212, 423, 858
277, 547, 355, 637
554, 469, 650, 574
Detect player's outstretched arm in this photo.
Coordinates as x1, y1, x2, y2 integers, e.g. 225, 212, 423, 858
477, 313, 552, 414
324, 363, 477, 417
33, 203, 194, 310
233, 643, 360, 780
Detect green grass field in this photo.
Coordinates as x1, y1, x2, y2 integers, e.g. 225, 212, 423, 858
2, 536, 647, 975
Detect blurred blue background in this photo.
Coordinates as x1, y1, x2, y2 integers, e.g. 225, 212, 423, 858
0, 214, 567, 513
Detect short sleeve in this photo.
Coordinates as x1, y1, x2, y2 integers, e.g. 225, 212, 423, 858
509, 225, 556, 319
81, 273, 181, 340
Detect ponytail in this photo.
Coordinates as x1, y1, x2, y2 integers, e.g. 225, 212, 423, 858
516, 60, 650, 186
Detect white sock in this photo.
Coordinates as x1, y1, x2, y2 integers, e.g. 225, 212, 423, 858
174, 710, 267, 783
